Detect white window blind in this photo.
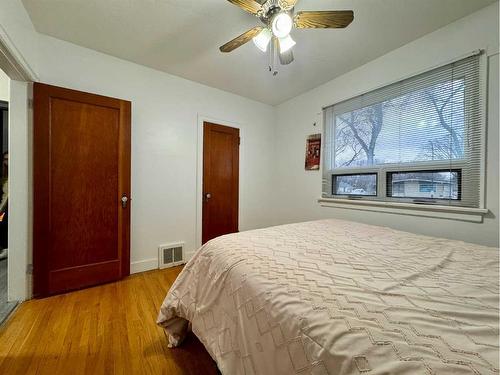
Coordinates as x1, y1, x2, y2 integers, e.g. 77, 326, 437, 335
323, 53, 483, 207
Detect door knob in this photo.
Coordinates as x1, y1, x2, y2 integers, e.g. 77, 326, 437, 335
121, 195, 128, 208
204, 193, 212, 201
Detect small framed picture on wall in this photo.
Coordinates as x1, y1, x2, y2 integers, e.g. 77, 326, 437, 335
305, 133, 321, 170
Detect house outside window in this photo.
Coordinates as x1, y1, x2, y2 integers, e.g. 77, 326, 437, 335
322, 53, 483, 208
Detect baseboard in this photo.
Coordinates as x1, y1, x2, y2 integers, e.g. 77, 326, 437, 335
130, 253, 195, 275
130, 258, 158, 274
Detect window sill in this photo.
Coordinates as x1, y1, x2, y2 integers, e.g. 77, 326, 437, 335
317, 198, 489, 223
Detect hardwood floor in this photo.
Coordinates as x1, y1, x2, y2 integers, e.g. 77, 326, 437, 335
0, 266, 218, 375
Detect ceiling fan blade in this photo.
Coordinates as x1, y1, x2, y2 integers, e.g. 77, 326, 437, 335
278, 0, 299, 11
219, 26, 263, 53
226, 0, 263, 15
294, 10, 354, 29
279, 49, 294, 65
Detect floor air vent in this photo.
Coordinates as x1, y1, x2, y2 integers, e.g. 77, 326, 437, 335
158, 242, 185, 269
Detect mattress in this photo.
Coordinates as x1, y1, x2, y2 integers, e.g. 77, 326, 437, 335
157, 219, 499, 374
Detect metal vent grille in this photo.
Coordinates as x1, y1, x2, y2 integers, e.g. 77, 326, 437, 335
163, 248, 174, 264
173, 247, 183, 262
158, 242, 185, 269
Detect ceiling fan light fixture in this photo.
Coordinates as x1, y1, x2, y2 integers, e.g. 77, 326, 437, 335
272, 12, 293, 38
220, 1, 354, 71
252, 28, 272, 52
278, 34, 296, 53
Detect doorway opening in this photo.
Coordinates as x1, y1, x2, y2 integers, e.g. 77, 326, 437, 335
0, 68, 15, 324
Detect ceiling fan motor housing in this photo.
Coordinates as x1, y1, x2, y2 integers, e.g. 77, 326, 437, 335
259, 0, 285, 23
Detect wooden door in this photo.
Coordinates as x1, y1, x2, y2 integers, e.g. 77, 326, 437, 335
33, 83, 131, 297
202, 122, 239, 244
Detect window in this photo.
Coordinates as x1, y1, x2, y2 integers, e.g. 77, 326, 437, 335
323, 53, 483, 208
387, 170, 461, 201
332, 173, 377, 196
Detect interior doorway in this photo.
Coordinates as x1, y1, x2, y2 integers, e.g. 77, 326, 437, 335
0, 68, 15, 324
0, 29, 37, 311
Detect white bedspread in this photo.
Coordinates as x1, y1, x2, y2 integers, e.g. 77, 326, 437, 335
157, 219, 499, 374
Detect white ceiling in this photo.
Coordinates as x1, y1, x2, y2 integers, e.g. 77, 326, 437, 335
22, 0, 496, 105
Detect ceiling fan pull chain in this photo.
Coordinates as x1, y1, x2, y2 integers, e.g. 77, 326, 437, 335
273, 39, 279, 76
269, 38, 279, 76
268, 37, 274, 73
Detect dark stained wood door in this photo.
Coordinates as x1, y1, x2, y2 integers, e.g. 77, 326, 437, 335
202, 122, 239, 244
33, 83, 131, 297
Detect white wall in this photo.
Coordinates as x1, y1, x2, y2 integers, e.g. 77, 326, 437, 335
273, 2, 500, 247
36, 34, 276, 272
1, 0, 276, 299
0, 69, 9, 101
0, 0, 498, 302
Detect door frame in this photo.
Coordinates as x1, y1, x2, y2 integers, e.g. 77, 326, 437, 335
0, 26, 38, 302
195, 115, 243, 259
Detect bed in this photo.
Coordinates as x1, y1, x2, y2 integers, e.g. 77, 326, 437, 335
157, 219, 499, 374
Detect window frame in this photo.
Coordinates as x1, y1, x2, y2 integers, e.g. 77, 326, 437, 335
321, 51, 486, 211
328, 162, 466, 206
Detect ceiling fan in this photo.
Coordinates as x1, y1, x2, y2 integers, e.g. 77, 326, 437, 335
219, 0, 354, 74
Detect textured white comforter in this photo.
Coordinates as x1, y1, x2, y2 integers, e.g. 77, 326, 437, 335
157, 219, 499, 374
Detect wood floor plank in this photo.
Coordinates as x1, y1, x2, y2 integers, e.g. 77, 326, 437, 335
0, 266, 218, 375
